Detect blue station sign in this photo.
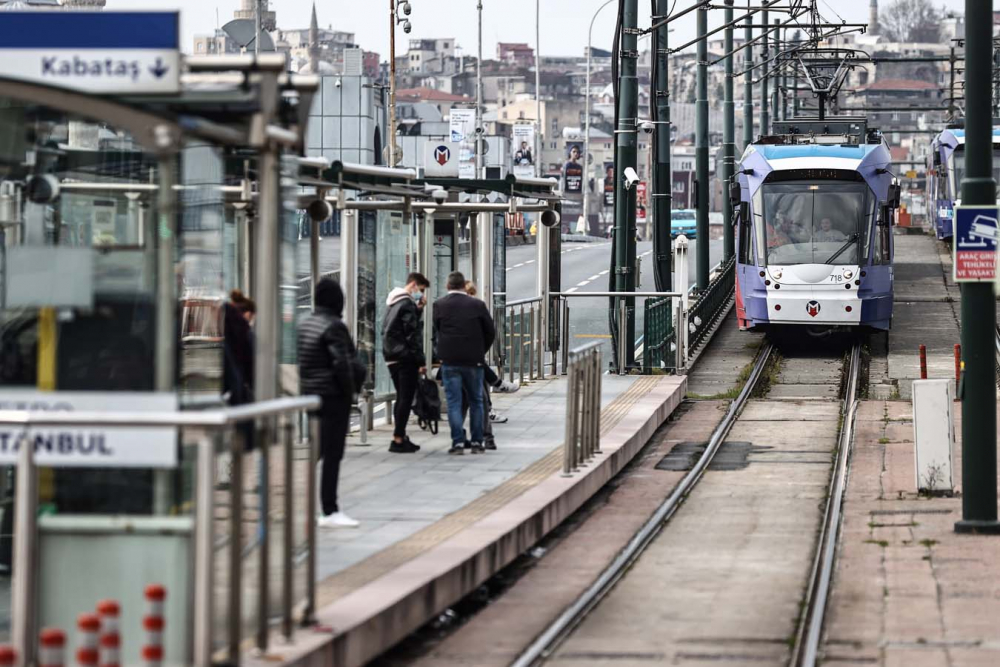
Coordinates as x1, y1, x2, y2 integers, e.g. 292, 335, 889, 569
0, 12, 180, 94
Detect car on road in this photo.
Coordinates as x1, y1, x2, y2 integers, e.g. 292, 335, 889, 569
670, 209, 697, 238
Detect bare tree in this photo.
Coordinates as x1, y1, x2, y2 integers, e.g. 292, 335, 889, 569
879, 0, 943, 43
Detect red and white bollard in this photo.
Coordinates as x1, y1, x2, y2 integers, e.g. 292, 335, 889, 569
75, 614, 100, 667
39, 628, 67, 667
141, 584, 166, 667
96, 600, 121, 667
0, 645, 16, 667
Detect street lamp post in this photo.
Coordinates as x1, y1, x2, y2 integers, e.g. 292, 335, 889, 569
535, 0, 542, 180
583, 0, 616, 239
388, 1, 412, 167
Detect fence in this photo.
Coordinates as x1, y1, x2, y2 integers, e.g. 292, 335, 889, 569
642, 296, 674, 372
687, 256, 735, 353
0, 396, 321, 666
495, 296, 546, 385
563, 342, 603, 474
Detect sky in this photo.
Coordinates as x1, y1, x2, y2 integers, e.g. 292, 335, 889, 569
106, 0, 968, 58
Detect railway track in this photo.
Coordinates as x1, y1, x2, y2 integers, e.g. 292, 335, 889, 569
511, 339, 863, 667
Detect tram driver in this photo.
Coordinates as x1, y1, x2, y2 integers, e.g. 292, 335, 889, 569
815, 217, 847, 243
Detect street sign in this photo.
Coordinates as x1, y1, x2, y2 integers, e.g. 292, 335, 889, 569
0, 391, 178, 468
905, 170, 918, 179
953, 205, 998, 282
424, 141, 460, 177
0, 12, 180, 94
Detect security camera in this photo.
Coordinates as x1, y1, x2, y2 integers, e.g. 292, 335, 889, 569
639, 120, 655, 134
623, 167, 640, 190
307, 199, 333, 223
25, 174, 60, 204
431, 189, 448, 204
403, 20, 412, 33
401, 1, 411, 15
540, 209, 561, 228
334, 79, 342, 88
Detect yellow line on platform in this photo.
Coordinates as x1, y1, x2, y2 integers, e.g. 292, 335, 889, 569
574, 334, 613, 339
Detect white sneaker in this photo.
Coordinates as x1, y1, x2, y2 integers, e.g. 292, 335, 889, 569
495, 380, 521, 394
318, 512, 360, 529
490, 411, 508, 424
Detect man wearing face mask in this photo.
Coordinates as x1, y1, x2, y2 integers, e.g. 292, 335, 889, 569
382, 272, 431, 453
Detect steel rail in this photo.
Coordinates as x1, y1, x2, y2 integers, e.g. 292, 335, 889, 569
510, 342, 775, 667
791, 343, 863, 667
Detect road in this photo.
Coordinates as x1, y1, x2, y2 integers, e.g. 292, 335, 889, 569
504, 237, 725, 366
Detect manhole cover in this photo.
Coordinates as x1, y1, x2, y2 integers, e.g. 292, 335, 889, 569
655, 442, 766, 472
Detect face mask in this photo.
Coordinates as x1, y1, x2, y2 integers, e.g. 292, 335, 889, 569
412, 291, 423, 303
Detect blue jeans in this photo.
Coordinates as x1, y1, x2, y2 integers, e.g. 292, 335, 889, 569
441, 365, 484, 445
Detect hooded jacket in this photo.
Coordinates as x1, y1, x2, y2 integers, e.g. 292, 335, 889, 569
432, 291, 496, 367
298, 280, 367, 399
382, 287, 425, 366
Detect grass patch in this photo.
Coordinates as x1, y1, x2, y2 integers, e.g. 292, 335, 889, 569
865, 539, 890, 548
919, 539, 938, 548
878, 437, 890, 444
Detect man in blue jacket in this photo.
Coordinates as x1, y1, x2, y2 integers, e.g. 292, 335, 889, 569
433, 271, 496, 454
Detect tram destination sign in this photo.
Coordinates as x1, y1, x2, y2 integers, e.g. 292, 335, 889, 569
0, 12, 180, 94
0, 391, 178, 468
953, 205, 998, 282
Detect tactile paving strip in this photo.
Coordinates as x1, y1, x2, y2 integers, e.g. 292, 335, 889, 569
315, 375, 662, 606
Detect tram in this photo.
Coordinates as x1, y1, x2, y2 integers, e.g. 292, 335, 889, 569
733, 119, 900, 332
927, 124, 1000, 240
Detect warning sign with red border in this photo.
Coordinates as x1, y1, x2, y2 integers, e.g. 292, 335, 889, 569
953, 206, 998, 282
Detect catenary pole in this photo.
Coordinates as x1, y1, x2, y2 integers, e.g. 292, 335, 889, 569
614, 0, 639, 370
653, 0, 672, 289
585, 0, 616, 239
760, 7, 769, 136
743, 4, 753, 149
722, 0, 735, 261
955, 0, 1000, 535
695, 4, 709, 289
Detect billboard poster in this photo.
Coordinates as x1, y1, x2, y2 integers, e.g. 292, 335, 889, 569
512, 124, 535, 178
563, 141, 584, 193
603, 161, 615, 207
636, 182, 648, 223
449, 108, 476, 143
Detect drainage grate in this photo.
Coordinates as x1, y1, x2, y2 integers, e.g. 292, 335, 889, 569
656, 442, 761, 471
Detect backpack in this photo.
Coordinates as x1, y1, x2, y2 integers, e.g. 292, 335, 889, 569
413, 375, 441, 435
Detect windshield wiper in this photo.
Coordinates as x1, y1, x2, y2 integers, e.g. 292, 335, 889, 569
825, 233, 859, 264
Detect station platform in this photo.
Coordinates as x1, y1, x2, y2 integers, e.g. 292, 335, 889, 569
823, 401, 1000, 666
248, 370, 686, 667
871, 233, 961, 399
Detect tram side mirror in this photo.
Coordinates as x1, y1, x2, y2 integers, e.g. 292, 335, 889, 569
879, 202, 893, 227
729, 181, 741, 206
892, 183, 902, 209
739, 202, 749, 227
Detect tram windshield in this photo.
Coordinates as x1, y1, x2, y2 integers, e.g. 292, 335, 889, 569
758, 180, 875, 266
950, 146, 1000, 194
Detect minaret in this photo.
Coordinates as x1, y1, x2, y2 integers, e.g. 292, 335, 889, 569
308, 3, 320, 73
869, 0, 879, 36
235, 0, 276, 31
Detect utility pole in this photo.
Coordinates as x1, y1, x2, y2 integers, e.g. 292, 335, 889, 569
722, 0, 735, 261
772, 19, 781, 123
584, 0, 616, 240
614, 0, 639, 370
760, 8, 769, 136
653, 0, 672, 289
695, 4, 709, 290
388, 0, 398, 167
743, 8, 753, 149
535, 0, 542, 179
955, 0, 1000, 535
476, 0, 483, 180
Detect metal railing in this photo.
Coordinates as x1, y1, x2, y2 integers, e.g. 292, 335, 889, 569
687, 256, 736, 353
0, 396, 322, 666
563, 342, 602, 475
495, 296, 546, 385
643, 296, 675, 372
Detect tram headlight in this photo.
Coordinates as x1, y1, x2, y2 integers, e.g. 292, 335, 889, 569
843, 270, 854, 280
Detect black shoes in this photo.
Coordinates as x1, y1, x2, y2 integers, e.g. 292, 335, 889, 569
448, 443, 465, 455
389, 438, 420, 454
469, 441, 485, 454
484, 439, 497, 451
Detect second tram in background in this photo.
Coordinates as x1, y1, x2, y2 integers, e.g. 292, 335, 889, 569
927, 124, 1000, 240
733, 119, 901, 333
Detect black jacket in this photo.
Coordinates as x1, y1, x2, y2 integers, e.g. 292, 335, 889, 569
432, 292, 496, 367
297, 307, 367, 399
382, 291, 425, 366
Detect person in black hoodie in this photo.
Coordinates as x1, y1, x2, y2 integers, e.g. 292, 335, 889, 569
382, 272, 430, 453
433, 271, 496, 455
298, 278, 367, 529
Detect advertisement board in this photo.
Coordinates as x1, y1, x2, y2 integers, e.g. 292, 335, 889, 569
563, 141, 584, 193
512, 124, 535, 178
